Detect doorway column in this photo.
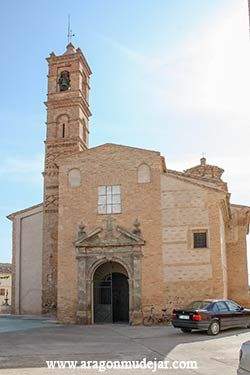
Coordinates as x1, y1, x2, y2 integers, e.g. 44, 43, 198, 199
76, 254, 90, 324
131, 250, 143, 324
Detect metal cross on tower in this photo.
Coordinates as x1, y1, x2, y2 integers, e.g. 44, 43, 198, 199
67, 14, 75, 44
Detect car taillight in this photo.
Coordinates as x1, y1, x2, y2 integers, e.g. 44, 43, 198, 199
172, 309, 177, 319
192, 312, 202, 321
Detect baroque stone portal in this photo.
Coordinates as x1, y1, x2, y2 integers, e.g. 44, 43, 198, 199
75, 217, 144, 325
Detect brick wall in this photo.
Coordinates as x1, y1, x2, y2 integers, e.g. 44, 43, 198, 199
57, 144, 166, 322
227, 205, 250, 306
161, 173, 228, 308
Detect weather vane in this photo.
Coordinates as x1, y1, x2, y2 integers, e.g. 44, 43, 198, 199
67, 14, 75, 44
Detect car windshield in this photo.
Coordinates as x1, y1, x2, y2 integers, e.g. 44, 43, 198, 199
186, 301, 211, 310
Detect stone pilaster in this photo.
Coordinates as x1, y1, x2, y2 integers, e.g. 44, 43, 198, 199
131, 250, 143, 325
76, 256, 88, 324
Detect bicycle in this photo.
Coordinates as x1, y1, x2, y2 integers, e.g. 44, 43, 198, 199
143, 305, 157, 326
143, 299, 182, 326
143, 305, 172, 326
157, 308, 172, 325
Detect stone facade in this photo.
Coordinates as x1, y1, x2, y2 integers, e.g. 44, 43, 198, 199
7, 43, 250, 323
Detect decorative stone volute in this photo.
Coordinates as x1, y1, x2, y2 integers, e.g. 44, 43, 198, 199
132, 218, 142, 237
75, 217, 145, 249
77, 223, 87, 241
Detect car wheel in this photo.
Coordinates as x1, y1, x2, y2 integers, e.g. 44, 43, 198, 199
181, 328, 192, 333
207, 320, 220, 335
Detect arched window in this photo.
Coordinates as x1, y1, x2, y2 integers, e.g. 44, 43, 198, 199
68, 168, 81, 188
138, 164, 151, 183
62, 123, 65, 138
56, 114, 69, 139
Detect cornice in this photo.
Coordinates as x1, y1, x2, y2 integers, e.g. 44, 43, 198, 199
165, 170, 227, 194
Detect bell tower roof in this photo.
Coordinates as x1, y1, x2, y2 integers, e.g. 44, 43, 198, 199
63, 42, 76, 55
47, 44, 92, 75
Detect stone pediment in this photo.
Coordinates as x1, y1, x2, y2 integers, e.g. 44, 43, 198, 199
75, 217, 145, 248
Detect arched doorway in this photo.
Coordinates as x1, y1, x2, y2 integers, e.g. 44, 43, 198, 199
93, 261, 129, 324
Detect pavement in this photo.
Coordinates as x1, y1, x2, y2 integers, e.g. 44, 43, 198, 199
0, 316, 249, 374
0, 316, 58, 333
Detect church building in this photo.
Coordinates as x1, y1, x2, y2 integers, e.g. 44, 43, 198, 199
7, 43, 250, 324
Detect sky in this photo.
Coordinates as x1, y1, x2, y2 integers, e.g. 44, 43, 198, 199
1, 0, 250, 264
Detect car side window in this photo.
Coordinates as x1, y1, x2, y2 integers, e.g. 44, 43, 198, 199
212, 303, 219, 313
216, 301, 229, 312
225, 301, 241, 312
206, 303, 214, 311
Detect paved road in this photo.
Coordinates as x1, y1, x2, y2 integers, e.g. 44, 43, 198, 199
0, 317, 249, 374
0, 317, 57, 333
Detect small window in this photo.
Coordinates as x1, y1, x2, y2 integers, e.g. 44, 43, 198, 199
138, 164, 151, 183
62, 123, 65, 138
68, 169, 81, 188
0, 289, 5, 296
98, 185, 121, 214
56, 114, 69, 139
193, 232, 207, 248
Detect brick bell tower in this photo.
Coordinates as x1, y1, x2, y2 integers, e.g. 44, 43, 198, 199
42, 43, 92, 313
